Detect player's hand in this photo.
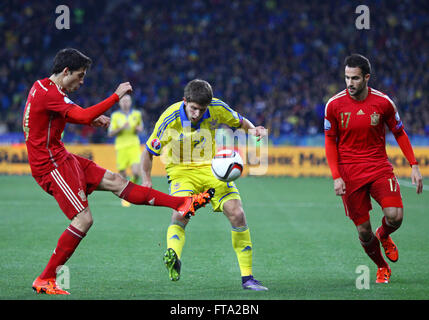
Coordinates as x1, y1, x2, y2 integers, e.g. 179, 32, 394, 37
91, 115, 110, 128
411, 165, 423, 194
115, 82, 133, 99
250, 126, 267, 142
334, 177, 346, 196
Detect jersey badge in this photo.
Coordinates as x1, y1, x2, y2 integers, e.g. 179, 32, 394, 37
370, 112, 380, 126
209, 118, 219, 130
64, 96, 75, 104
78, 189, 87, 202
324, 119, 331, 131
151, 138, 162, 150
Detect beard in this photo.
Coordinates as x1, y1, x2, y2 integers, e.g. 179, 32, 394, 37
348, 84, 365, 97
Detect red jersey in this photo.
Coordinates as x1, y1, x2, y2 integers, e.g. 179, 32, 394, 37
22, 78, 79, 177
324, 87, 404, 166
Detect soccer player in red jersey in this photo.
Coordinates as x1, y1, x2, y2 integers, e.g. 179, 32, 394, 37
324, 54, 423, 284
23, 48, 214, 295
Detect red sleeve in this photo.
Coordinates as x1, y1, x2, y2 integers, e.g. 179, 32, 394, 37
325, 135, 341, 179
46, 90, 77, 118
382, 96, 417, 166
383, 96, 404, 134
66, 93, 119, 125
394, 128, 418, 166
324, 99, 341, 179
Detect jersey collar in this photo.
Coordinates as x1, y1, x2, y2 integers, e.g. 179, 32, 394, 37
346, 87, 372, 104
179, 102, 211, 130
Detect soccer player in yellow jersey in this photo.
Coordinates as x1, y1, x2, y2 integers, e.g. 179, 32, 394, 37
108, 94, 143, 206
141, 79, 268, 291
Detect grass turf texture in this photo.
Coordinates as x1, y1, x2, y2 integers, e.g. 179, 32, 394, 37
0, 175, 428, 300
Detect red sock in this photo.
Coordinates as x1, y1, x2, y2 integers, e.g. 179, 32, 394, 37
119, 182, 186, 210
378, 216, 400, 239
360, 233, 389, 268
40, 225, 86, 279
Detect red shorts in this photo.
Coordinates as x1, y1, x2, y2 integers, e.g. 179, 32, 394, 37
339, 163, 403, 226
34, 153, 106, 220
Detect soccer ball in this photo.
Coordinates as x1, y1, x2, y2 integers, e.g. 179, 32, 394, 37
211, 149, 244, 182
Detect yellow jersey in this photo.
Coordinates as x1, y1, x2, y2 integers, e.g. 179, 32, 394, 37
109, 109, 142, 149
146, 98, 243, 171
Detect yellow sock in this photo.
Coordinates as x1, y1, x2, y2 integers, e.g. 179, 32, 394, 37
231, 225, 253, 277
167, 224, 186, 259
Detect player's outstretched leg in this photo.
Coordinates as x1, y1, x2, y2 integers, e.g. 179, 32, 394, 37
178, 188, 215, 218
118, 181, 215, 218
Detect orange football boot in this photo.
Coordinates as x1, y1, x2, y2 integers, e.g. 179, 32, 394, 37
177, 188, 215, 218
376, 266, 391, 284
32, 277, 70, 295
375, 227, 399, 262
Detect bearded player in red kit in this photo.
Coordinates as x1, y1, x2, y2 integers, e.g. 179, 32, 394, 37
324, 54, 423, 284
23, 48, 214, 295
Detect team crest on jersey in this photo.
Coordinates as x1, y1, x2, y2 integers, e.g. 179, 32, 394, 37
370, 112, 380, 126
209, 118, 219, 130
151, 138, 161, 150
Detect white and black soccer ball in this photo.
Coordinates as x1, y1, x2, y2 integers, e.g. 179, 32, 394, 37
211, 149, 244, 182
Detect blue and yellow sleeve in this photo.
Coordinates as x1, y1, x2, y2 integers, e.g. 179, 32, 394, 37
145, 107, 180, 156
211, 98, 243, 129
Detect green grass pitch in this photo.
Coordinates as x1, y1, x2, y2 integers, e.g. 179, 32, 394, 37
0, 175, 428, 300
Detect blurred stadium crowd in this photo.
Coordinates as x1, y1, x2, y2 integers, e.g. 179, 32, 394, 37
0, 0, 427, 144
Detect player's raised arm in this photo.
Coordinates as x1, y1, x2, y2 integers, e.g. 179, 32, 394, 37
66, 82, 132, 125
241, 118, 267, 141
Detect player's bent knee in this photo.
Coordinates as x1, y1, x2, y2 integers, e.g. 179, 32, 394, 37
384, 207, 403, 226
100, 170, 128, 194
356, 220, 372, 241
71, 207, 93, 233
224, 206, 246, 227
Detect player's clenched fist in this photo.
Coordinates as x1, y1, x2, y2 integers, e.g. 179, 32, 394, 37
91, 115, 110, 128
115, 82, 133, 99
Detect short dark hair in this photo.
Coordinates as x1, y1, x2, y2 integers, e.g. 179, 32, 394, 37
51, 48, 92, 74
184, 79, 213, 107
344, 54, 371, 76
